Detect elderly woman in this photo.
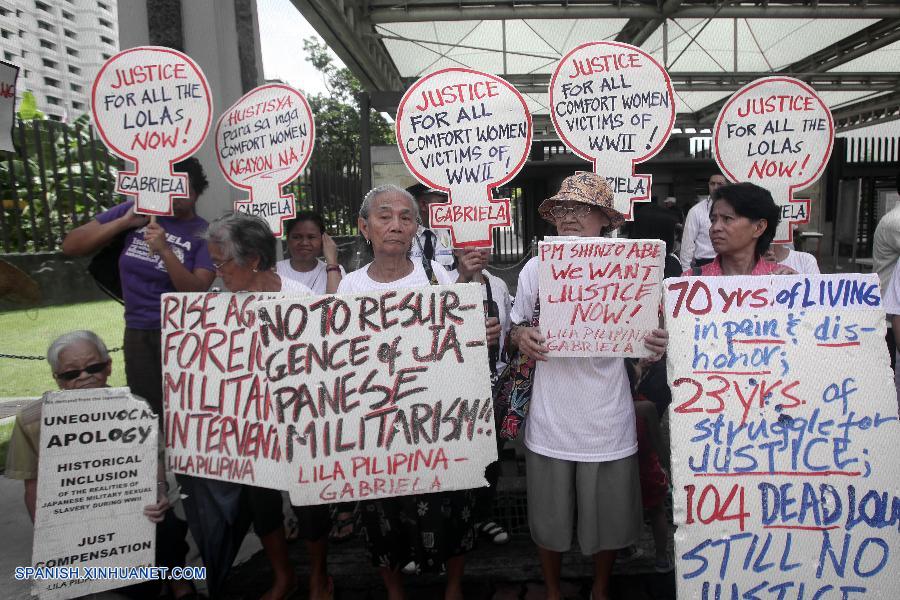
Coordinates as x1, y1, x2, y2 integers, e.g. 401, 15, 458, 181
338, 184, 500, 600
181, 212, 331, 600
276, 211, 345, 293
4, 331, 190, 597
62, 158, 216, 417
688, 182, 793, 277
508, 173, 668, 600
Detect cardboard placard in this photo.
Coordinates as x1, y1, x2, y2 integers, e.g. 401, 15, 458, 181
714, 77, 834, 243
91, 46, 212, 216
215, 84, 315, 236
161, 286, 497, 505
31, 388, 157, 599
0, 60, 18, 153
549, 42, 675, 220
396, 68, 532, 248
538, 239, 664, 357
665, 273, 900, 599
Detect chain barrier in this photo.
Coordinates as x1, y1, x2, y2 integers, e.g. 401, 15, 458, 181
0, 347, 122, 361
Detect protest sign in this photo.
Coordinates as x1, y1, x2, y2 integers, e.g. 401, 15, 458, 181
161, 285, 496, 505
714, 77, 834, 243
91, 46, 212, 215
538, 238, 664, 357
215, 84, 315, 236
665, 273, 900, 599
31, 388, 157, 599
549, 42, 675, 220
396, 68, 532, 248
0, 60, 18, 153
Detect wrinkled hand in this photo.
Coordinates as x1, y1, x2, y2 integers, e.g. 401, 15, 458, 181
143, 495, 170, 523
455, 249, 488, 283
513, 325, 549, 362
144, 222, 169, 254
485, 316, 501, 347
322, 232, 339, 265
121, 206, 150, 230
642, 328, 668, 362
772, 264, 797, 275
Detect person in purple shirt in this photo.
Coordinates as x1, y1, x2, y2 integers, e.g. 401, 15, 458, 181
61, 157, 215, 417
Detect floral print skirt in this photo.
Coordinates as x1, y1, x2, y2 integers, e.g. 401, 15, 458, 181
359, 490, 478, 573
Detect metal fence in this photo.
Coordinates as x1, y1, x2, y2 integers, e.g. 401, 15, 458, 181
0, 117, 365, 253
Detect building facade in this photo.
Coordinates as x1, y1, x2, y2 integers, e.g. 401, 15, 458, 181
0, 0, 119, 121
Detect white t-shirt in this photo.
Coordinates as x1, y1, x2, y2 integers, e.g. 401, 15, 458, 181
778, 249, 820, 275
277, 275, 313, 294
679, 197, 715, 270
510, 257, 636, 462
883, 258, 900, 316
411, 227, 455, 268
338, 259, 455, 293
275, 259, 345, 294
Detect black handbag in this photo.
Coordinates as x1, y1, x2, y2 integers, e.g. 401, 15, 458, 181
87, 229, 129, 304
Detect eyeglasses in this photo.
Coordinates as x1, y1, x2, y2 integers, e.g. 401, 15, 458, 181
549, 204, 593, 220
55, 362, 108, 382
212, 257, 234, 271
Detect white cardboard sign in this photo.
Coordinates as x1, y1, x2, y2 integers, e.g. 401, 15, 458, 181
538, 239, 664, 357
396, 68, 533, 248
31, 388, 157, 599
549, 42, 675, 220
215, 84, 315, 236
91, 46, 213, 216
161, 286, 497, 506
714, 77, 834, 243
665, 273, 900, 599
0, 59, 18, 153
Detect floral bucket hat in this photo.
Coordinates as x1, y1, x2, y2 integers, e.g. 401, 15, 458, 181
538, 172, 626, 230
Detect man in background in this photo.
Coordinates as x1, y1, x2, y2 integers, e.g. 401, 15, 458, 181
679, 174, 727, 270
407, 183, 455, 268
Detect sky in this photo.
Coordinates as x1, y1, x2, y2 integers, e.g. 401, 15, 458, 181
256, 0, 345, 97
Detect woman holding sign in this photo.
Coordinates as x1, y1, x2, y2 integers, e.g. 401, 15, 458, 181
338, 184, 501, 600
508, 173, 668, 600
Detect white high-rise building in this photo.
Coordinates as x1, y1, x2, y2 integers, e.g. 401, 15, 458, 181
0, 0, 119, 121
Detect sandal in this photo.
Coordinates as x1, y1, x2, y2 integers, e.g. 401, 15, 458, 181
329, 511, 356, 543
477, 521, 510, 545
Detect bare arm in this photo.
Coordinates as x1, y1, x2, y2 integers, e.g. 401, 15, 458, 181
61, 206, 148, 256
322, 233, 343, 294
144, 222, 215, 292
892, 315, 900, 350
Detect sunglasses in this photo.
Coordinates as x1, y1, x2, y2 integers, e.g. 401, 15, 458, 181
212, 257, 234, 271
549, 204, 594, 220
55, 362, 108, 382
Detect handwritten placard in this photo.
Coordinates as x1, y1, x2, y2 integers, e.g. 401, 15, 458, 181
396, 68, 532, 248
91, 46, 212, 215
665, 274, 900, 599
31, 388, 157, 599
714, 77, 834, 243
549, 42, 675, 220
538, 239, 664, 357
161, 286, 497, 505
215, 84, 315, 236
0, 60, 18, 153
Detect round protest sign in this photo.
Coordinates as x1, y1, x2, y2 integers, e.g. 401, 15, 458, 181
549, 41, 675, 220
91, 46, 212, 216
714, 77, 834, 243
396, 68, 532, 248
215, 84, 315, 236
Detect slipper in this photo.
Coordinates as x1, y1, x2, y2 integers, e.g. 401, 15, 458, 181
615, 546, 644, 563
477, 521, 510, 545
329, 512, 356, 544
654, 557, 674, 573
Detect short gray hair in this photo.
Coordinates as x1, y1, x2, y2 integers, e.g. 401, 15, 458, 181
206, 212, 276, 271
47, 330, 109, 373
359, 184, 419, 222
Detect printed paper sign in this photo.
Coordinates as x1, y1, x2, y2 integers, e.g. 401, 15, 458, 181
161, 286, 497, 505
665, 274, 900, 599
91, 46, 212, 215
215, 84, 315, 236
538, 239, 664, 357
396, 68, 532, 248
0, 60, 18, 153
549, 42, 675, 220
31, 388, 157, 599
714, 77, 834, 243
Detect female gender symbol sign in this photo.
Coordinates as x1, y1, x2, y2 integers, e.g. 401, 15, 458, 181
396, 68, 533, 248
549, 41, 675, 221
215, 84, 315, 236
714, 77, 834, 243
91, 46, 212, 215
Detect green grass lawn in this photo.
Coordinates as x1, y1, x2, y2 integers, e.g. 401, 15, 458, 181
0, 300, 127, 397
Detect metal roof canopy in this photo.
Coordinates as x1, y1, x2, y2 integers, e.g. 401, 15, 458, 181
290, 0, 900, 134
